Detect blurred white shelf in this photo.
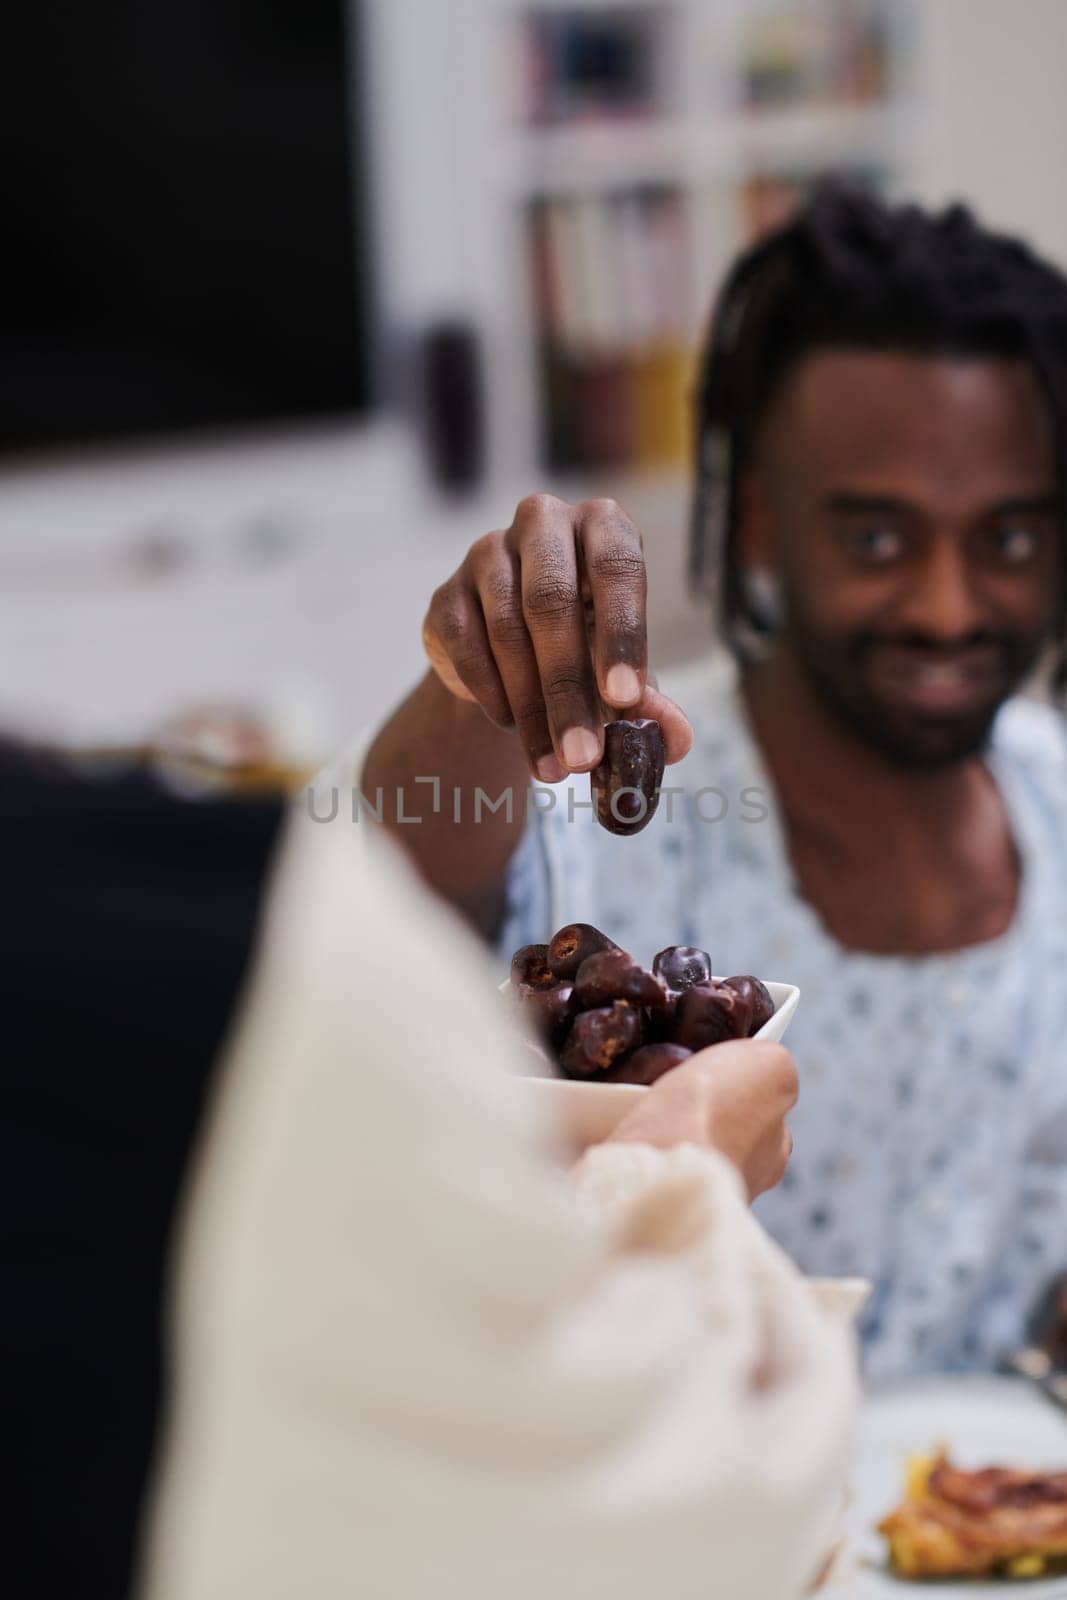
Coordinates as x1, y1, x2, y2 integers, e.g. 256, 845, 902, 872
697, 101, 917, 174
497, 118, 693, 195
498, 103, 914, 196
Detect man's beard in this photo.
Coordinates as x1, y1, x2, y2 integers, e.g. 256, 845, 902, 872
783, 615, 1043, 771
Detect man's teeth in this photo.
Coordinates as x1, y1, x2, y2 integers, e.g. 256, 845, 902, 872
913, 663, 968, 686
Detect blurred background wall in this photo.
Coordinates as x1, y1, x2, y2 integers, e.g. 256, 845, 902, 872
915, 0, 1067, 268
2, 0, 1065, 774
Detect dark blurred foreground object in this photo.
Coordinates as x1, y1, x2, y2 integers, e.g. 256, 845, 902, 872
1001, 1271, 1067, 1416
0, 744, 283, 1598
422, 321, 486, 491
1029, 1273, 1067, 1370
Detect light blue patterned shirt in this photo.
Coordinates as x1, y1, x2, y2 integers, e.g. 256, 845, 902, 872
499, 656, 1067, 1381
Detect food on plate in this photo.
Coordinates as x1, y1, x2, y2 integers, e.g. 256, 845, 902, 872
878, 1451, 1067, 1579
591, 719, 665, 836
505, 925, 776, 1086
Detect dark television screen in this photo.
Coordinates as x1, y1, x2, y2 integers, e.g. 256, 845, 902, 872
1, 2, 370, 457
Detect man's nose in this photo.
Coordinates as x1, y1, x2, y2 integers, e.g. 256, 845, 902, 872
895, 538, 987, 642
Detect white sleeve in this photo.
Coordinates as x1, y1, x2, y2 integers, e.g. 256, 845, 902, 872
138, 808, 857, 1600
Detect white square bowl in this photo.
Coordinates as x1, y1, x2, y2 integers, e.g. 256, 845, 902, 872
515, 979, 800, 1150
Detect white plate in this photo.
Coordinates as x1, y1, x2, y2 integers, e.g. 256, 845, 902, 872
826, 1376, 1067, 1597
514, 978, 800, 1148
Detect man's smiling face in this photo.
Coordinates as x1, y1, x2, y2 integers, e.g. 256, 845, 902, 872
741, 350, 1063, 767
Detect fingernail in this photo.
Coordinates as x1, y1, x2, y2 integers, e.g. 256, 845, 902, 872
535, 754, 566, 784
605, 664, 641, 705
561, 727, 600, 770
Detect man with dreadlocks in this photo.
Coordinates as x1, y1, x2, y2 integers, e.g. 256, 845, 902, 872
364, 185, 1067, 1379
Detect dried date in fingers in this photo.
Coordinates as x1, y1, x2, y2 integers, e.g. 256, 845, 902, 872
602, 1042, 692, 1086
591, 718, 665, 836
574, 948, 670, 1011
670, 981, 753, 1050
509, 944, 555, 990
560, 1000, 642, 1078
652, 945, 712, 995
515, 981, 577, 1046
723, 976, 775, 1035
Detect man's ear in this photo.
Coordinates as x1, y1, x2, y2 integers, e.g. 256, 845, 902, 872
734, 470, 784, 631
735, 471, 774, 571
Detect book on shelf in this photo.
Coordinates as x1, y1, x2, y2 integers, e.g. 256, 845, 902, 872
739, 0, 897, 111
527, 188, 693, 473
519, 8, 668, 128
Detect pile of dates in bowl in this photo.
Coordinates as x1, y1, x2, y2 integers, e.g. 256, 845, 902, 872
506, 923, 780, 1087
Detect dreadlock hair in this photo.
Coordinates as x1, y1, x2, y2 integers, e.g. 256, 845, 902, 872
689, 182, 1067, 690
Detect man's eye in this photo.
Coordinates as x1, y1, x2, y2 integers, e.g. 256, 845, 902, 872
849, 524, 903, 563
990, 522, 1039, 564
